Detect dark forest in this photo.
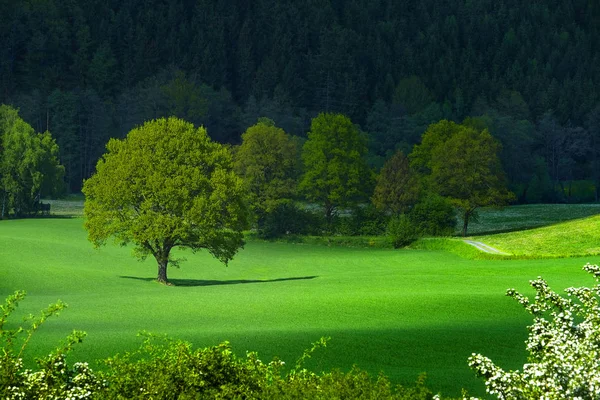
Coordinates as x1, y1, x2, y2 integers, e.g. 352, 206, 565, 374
1, 0, 599, 200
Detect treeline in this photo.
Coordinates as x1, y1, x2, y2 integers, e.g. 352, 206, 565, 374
1, 0, 600, 197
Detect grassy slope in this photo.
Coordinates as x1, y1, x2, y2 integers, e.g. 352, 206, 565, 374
472, 215, 600, 258
2, 219, 598, 397
461, 203, 600, 235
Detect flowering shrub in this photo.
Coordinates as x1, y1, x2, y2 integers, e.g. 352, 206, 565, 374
468, 263, 600, 399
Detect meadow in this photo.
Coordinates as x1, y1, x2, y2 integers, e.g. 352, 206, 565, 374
2, 205, 600, 397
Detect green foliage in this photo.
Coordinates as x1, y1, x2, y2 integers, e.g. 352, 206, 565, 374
411, 120, 514, 236
469, 264, 600, 399
335, 204, 388, 236
393, 76, 435, 115
372, 150, 420, 216
564, 180, 596, 203
82, 117, 249, 284
0, 291, 100, 399
0, 105, 65, 218
259, 202, 323, 239
409, 196, 457, 237
234, 118, 300, 223
299, 113, 374, 226
100, 334, 445, 399
387, 214, 420, 249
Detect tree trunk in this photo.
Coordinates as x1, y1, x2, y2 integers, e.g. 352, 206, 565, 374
157, 258, 169, 284
462, 212, 470, 237
151, 243, 172, 285
324, 202, 334, 229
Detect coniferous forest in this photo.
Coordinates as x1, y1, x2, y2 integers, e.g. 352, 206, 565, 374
2, 0, 600, 201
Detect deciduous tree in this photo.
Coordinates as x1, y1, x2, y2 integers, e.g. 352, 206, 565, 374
411, 120, 513, 236
0, 105, 64, 218
82, 117, 249, 285
299, 113, 373, 225
234, 118, 300, 223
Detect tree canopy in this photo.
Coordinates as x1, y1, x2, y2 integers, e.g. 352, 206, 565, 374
411, 120, 514, 236
299, 113, 373, 225
234, 118, 300, 221
0, 105, 64, 218
82, 117, 249, 284
372, 150, 420, 216
2, 0, 600, 199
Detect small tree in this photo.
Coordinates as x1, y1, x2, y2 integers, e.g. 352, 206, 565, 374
83, 117, 249, 285
299, 113, 373, 226
469, 263, 600, 399
234, 118, 300, 226
372, 150, 420, 216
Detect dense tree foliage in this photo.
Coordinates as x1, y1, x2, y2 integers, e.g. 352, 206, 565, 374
1, 0, 599, 198
372, 150, 420, 216
82, 117, 249, 284
412, 121, 513, 236
300, 113, 373, 225
0, 105, 64, 218
234, 118, 300, 225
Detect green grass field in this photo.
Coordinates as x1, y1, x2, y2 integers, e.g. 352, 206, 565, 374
2, 217, 599, 397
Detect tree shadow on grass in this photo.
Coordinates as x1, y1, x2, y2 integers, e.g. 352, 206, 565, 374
119, 275, 318, 287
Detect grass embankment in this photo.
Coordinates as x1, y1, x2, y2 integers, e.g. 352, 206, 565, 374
2, 218, 599, 397
474, 214, 600, 258
413, 204, 600, 260
461, 203, 600, 235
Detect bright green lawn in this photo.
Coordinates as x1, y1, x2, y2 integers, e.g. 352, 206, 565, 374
1, 218, 598, 397
473, 214, 600, 258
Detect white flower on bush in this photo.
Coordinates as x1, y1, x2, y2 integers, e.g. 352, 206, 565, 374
468, 263, 600, 399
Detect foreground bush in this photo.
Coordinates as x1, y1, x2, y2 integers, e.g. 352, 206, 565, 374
1, 291, 448, 399
469, 263, 600, 399
0, 291, 101, 399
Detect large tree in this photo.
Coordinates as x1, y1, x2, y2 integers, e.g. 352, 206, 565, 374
299, 113, 373, 225
0, 105, 64, 218
82, 117, 249, 285
234, 118, 300, 222
411, 120, 514, 236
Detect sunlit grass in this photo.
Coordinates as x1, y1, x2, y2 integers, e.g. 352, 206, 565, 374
475, 215, 600, 258
2, 218, 598, 397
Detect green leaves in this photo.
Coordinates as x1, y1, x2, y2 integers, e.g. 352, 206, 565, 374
0, 105, 65, 218
83, 117, 249, 283
411, 120, 514, 236
299, 113, 374, 224
469, 264, 600, 399
234, 119, 300, 217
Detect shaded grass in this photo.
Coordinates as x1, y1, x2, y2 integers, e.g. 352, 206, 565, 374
463, 203, 600, 235
2, 218, 599, 397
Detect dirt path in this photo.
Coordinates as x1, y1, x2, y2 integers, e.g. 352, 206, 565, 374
463, 240, 510, 255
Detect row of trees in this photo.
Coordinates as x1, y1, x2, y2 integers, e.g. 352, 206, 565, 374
235, 115, 512, 240
83, 113, 512, 283
0, 106, 64, 218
